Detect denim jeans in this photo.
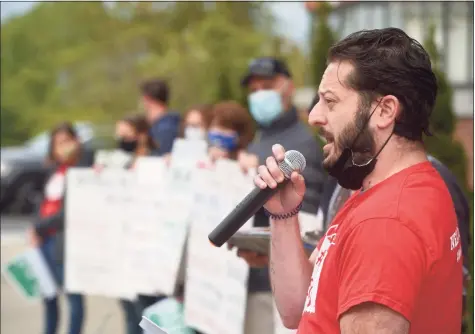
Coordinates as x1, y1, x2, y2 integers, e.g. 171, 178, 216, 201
119, 299, 142, 334
40, 236, 85, 334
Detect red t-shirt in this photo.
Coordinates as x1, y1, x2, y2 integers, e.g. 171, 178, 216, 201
297, 162, 463, 334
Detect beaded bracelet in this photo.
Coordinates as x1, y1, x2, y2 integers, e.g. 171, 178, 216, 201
263, 202, 303, 220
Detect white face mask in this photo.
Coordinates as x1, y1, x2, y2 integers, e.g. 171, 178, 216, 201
184, 126, 206, 140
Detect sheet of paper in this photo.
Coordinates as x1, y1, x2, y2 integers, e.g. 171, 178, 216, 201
94, 149, 133, 169
142, 298, 194, 334
298, 210, 324, 237
151, 138, 208, 295
184, 159, 254, 334
134, 156, 168, 186
2, 247, 58, 301
64, 168, 137, 299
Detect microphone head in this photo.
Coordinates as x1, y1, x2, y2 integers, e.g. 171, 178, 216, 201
279, 150, 306, 178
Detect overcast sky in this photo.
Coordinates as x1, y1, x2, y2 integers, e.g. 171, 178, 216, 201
0, 1, 310, 48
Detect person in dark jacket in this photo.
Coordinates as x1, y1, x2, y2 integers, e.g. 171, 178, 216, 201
28, 122, 93, 334
140, 78, 181, 156
114, 114, 158, 334
235, 57, 325, 334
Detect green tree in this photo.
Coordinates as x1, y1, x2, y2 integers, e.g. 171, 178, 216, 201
424, 23, 473, 334
309, 2, 335, 86
1, 2, 307, 144
423, 24, 468, 192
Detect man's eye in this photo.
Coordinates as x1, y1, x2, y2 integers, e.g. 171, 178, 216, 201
325, 99, 335, 106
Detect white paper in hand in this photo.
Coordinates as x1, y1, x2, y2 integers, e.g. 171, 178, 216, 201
140, 317, 169, 334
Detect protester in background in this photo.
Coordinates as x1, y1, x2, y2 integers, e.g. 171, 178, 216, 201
116, 114, 157, 168
28, 122, 93, 334
140, 78, 181, 156
257, 28, 462, 333
232, 57, 325, 334
114, 114, 157, 334
180, 104, 214, 140
207, 101, 255, 162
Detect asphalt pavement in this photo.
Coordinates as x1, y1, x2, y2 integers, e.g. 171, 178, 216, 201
1, 215, 126, 334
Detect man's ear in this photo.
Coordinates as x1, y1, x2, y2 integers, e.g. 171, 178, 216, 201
377, 95, 400, 129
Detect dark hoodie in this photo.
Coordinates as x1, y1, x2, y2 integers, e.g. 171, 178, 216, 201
149, 112, 181, 156
246, 107, 325, 293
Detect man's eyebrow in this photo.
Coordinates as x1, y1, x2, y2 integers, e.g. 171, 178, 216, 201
319, 90, 339, 99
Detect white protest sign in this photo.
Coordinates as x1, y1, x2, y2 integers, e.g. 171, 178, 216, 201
64, 168, 137, 299
151, 138, 208, 296
94, 149, 133, 169
184, 159, 254, 334
298, 210, 324, 237
134, 156, 168, 186
2, 248, 57, 301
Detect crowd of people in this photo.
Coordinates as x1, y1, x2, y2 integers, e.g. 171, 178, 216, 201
27, 27, 471, 334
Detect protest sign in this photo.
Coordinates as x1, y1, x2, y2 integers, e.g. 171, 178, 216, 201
2, 248, 57, 301
94, 149, 133, 169
64, 168, 137, 299
184, 159, 254, 334
150, 139, 208, 295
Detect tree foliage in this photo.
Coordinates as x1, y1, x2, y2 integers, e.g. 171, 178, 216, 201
1, 2, 306, 145
423, 24, 468, 193
309, 2, 336, 86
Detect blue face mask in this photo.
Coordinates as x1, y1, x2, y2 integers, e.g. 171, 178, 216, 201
208, 131, 238, 152
248, 90, 284, 126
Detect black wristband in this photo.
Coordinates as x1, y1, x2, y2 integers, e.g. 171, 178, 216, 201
263, 202, 303, 220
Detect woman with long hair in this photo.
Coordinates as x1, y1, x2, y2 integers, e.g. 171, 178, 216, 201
29, 122, 92, 334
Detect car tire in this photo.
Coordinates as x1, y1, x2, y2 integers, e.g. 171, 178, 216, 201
9, 178, 42, 215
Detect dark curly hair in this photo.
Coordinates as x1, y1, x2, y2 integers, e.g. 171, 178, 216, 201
327, 28, 438, 141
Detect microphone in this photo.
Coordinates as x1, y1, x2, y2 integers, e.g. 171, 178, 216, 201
208, 150, 306, 247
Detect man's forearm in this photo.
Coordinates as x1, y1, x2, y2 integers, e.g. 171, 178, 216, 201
270, 216, 313, 328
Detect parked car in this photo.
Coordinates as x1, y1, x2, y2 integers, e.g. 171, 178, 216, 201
0, 122, 112, 214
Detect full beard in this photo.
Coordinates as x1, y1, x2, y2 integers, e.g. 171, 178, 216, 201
321, 105, 376, 171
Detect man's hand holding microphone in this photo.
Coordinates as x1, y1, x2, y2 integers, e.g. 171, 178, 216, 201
225, 144, 306, 267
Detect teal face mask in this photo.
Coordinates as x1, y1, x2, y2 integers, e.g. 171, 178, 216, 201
248, 90, 284, 126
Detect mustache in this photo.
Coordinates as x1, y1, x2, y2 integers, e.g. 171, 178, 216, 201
318, 127, 334, 142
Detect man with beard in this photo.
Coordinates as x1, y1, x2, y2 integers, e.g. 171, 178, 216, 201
253, 28, 462, 333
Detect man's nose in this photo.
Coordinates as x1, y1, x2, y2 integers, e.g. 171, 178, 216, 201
308, 102, 327, 127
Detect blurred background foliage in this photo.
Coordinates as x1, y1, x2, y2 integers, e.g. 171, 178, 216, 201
0, 1, 307, 145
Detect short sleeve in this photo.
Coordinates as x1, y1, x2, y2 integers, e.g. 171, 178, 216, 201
337, 218, 427, 321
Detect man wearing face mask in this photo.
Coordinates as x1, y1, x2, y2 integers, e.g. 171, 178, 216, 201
254, 28, 462, 334
235, 57, 325, 334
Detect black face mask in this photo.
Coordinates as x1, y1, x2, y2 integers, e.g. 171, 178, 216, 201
326, 102, 393, 191
117, 139, 138, 153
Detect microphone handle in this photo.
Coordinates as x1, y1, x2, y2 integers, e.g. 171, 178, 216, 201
208, 180, 289, 247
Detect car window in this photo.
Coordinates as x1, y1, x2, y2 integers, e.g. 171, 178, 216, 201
25, 132, 50, 154
25, 124, 95, 155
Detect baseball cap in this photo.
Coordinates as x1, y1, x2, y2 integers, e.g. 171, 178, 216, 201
240, 57, 292, 87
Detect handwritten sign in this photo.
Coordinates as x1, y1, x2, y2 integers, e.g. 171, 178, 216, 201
184, 159, 254, 334
94, 149, 133, 169
64, 169, 137, 299
152, 139, 208, 295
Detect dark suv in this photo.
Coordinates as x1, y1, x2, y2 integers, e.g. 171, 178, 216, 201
0, 122, 112, 214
